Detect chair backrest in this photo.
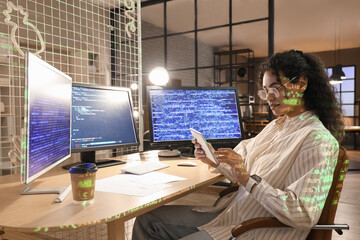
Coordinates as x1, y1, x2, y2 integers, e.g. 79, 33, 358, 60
307, 146, 349, 240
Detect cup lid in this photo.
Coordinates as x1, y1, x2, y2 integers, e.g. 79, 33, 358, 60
69, 163, 98, 174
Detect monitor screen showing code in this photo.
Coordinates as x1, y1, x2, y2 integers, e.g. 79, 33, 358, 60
27, 53, 71, 180
148, 88, 242, 142
71, 86, 138, 150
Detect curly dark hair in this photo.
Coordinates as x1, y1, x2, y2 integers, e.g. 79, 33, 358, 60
259, 50, 345, 142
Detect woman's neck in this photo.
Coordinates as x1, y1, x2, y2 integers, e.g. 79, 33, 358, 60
286, 105, 307, 118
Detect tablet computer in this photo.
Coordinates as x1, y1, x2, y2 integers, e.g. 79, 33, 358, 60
190, 128, 219, 164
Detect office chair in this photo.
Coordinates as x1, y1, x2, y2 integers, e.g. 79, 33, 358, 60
215, 146, 350, 240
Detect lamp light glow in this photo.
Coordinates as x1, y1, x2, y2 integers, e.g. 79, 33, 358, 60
149, 67, 169, 86
130, 83, 138, 90
133, 110, 139, 118
330, 80, 342, 85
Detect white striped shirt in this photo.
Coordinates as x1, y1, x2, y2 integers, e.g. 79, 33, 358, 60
196, 111, 339, 240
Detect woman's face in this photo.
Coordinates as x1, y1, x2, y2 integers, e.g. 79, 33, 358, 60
262, 71, 306, 117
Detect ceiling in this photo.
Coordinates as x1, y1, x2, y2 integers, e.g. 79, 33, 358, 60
140, 0, 360, 57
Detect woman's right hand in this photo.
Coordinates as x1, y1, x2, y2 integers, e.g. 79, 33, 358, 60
192, 138, 219, 168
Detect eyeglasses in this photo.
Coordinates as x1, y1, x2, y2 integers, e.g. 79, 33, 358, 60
257, 76, 298, 100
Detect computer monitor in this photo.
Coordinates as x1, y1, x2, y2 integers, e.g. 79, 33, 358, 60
21, 52, 72, 195
147, 86, 244, 157
62, 83, 139, 170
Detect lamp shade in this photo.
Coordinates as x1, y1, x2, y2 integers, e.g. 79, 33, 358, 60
337, 64, 346, 80
331, 64, 345, 79
330, 64, 345, 84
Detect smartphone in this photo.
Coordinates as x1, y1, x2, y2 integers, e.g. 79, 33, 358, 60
190, 128, 219, 164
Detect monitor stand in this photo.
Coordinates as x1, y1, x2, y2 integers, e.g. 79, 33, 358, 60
20, 181, 68, 195
158, 149, 181, 157
62, 151, 125, 170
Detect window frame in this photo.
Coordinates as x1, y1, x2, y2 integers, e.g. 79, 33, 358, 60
326, 65, 356, 117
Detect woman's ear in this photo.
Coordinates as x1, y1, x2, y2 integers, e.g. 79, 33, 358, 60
298, 76, 308, 93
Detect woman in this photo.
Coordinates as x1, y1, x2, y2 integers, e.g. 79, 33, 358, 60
132, 50, 344, 240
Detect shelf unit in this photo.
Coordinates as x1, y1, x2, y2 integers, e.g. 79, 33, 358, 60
213, 49, 269, 137
243, 110, 269, 135
213, 49, 255, 89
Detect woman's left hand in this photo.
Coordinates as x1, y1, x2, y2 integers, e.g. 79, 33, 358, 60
215, 148, 250, 187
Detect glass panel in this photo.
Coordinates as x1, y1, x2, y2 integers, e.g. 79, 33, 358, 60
198, 28, 228, 68
335, 92, 340, 102
167, 33, 195, 70
141, 4, 164, 38
232, 22, 268, 57
142, 21, 164, 39
342, 66, 355, 79
198, 0, 229, 29
326, 67, 332, 78
167, 0, 194, 33
142, 38, 164, 73
341, 79, 354, 92
332, 83, 341, 92
341, 92, 354, 104
342, 105, 354, 117
198, 68, 214, 86
169, 69, 195, 86
232, 0, 267, 23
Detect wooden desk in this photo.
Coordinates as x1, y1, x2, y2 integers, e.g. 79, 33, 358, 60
0, 150, 224, 239
345, 126, 360, 149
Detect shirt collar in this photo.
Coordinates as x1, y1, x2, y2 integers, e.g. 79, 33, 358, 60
275, 111, 315, 130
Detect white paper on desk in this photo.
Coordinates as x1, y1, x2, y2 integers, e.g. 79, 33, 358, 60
95, 174, 171, 197
128, 172, 186, 186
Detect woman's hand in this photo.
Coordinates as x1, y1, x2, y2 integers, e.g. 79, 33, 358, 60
215, 148, 250, 187
192, 138, 218, 168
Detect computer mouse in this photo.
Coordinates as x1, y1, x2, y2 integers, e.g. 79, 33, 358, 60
177, 161, 197, 167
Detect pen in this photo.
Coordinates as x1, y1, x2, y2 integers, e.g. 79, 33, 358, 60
55, 184, 72, 203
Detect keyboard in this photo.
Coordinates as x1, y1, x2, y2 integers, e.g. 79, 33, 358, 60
121, 161, 169, 175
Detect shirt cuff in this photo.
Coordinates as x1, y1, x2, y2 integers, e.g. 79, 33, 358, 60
214, 162, 237, 183
245, 176, 255, 193
251, 179, 271, 203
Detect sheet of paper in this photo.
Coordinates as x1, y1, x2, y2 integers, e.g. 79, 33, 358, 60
127, 172, 186, 186
95, 173, 186, 197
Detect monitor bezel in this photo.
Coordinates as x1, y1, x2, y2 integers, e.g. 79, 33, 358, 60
71, 83, 139, 153
24, 52, 72, 184
146, 86, 244, 148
